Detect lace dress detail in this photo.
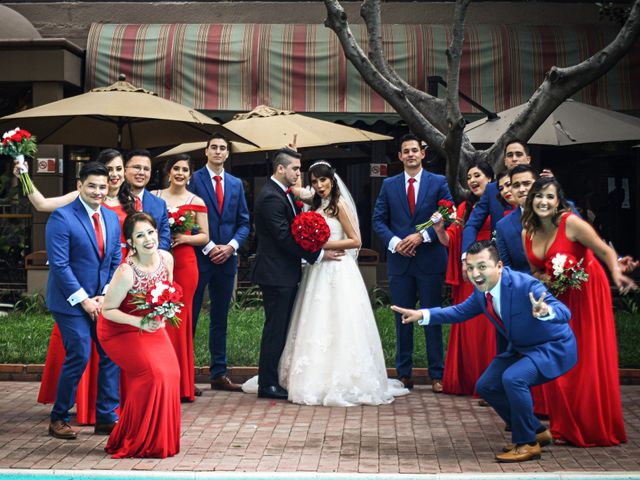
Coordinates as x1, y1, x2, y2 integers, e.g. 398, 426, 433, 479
127, 254, 168, 293
244, 200, 409, 406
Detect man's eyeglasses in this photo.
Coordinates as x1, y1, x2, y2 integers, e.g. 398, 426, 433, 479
126, 165, 151, 173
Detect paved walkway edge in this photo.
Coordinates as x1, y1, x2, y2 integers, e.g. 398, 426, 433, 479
1, 469, 640, 479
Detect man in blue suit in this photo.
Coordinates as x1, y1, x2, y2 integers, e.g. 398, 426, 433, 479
462, 141, 534, 253
373, 133, 454, 392
45, 162, 122, 439
189, 134, 250, 392
495, 165, 540, 273
392, 241, 577, 463
124, 149, 171, 250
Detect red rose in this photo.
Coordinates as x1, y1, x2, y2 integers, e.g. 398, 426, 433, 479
295, 200, 304, 210
290, 211, 330, 252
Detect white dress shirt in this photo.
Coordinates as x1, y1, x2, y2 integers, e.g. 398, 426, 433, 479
67, 197, 108, 306
388, 169, 432, 253
201, 166, 239, 255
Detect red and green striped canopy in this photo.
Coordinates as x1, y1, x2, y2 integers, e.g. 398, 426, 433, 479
86, 23, 640, 115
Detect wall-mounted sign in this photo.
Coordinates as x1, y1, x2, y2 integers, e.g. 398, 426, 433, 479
36, 158, 57, 174
370, 163, 388, 177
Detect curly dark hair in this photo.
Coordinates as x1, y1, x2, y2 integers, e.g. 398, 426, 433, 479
308, 161, 341, 218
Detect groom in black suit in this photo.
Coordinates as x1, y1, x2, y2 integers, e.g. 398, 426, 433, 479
252, 148, 343, 399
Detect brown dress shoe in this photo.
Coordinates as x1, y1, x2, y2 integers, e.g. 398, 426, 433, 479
431, 379, 443, 393
211, 375, 242, 392
399, 377, 414, 390
49, 420, 78, 439
496, 442, 541, 463
94, 422, 117, 435
503, 428, 553, 452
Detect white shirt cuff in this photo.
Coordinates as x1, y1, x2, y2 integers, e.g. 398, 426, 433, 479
228, 239, 239, 254
315, 249, 325, 264
202, 240, 216, 255
102, 284, 109, 295
68, 288, 89, 306
536, 305, 555, 321
421, 229, 432, 243
388, 236, 401, 253
417, 309, 430, 326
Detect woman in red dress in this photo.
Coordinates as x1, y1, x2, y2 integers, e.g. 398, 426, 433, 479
522, 177, 636, 447
442, 161, 498, 395
154, 154, 208, 402
99, 212, 181, 458
20, 149, 135, 425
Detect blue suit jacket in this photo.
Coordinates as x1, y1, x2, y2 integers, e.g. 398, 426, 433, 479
373, 170, 454, 276
427, 267, 577, 380
46, 198, 121, 316
462, 181, 506, 253
495, 208, 531, 273
189, 167, 250, 276
142, 189, 171, 251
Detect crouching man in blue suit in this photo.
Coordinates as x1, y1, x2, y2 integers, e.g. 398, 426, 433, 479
392, 240, 577, 463
45, 162, 121, 439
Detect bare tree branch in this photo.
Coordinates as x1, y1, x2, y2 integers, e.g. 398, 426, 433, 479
489, 0, 640, 162
360, 0, 448, 133
324, 0, 447, 154
443, 0, 472, 196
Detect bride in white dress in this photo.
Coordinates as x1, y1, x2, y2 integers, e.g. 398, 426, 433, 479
244, 160, 409, 406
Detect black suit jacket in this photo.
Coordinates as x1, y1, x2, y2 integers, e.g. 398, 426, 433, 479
251, 179, 320, 287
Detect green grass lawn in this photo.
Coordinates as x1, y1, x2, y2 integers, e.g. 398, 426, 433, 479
1, 304, 639, 368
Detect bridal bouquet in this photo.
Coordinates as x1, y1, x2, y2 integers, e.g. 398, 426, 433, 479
167, 207, 199, 234
1, 127, 37, 195
130, 280, 184, 328
545, 253, 589, 296
291, 211, 330, 252
415, 199, 456, 233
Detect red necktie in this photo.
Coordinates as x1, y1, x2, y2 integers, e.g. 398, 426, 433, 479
407, 177, 416, 216
92, 212, 105, 260
214, 175, 224, 214
485, 292, 505, 330
134, 196, 142, 212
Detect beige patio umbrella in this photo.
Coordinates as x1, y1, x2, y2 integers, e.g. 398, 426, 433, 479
0, 75, 250, 149
465, 99, 640, 146
222, 105, 392, 150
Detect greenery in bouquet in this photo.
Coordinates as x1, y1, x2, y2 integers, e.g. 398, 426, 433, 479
130, 280, 184, 328
415, 199, 456, 233
545, 253, 589, 296
167, 207, 199, 234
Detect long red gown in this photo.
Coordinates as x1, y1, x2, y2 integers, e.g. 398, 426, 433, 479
442, 201, 496, 395
38, 203, 128, 425
524, 212, 626, 446
98, 255, 181, 458
168, 203, 207, 401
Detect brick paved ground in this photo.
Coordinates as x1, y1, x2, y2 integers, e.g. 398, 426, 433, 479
0, 382, 638, 474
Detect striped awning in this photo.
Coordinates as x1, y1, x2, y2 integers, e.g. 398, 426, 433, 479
86, 23, 640, 116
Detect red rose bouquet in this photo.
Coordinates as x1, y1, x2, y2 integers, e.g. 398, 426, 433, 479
1, 127, 37, 195
291, 211, 331, 252
415, 199, 457, 233
130, 280, 184, 328
167, 207, 199, 234
545, 253, 589, 296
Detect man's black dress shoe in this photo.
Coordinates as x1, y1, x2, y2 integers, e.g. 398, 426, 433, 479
258, 385, 288, 400
94, 422, 117, 435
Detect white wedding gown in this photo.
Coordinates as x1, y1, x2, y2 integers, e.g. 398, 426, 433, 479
244, 203, 409, 406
